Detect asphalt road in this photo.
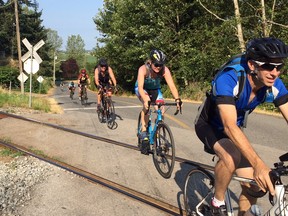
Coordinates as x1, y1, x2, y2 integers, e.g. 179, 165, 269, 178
56, 83, 287, 153
49, 83, 287, 214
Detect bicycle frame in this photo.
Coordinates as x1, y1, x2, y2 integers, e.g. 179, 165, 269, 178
225, 176, 287, 216
147, 108, 163, 145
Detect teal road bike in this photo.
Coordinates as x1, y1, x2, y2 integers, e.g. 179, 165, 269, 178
137, 101, 182, 179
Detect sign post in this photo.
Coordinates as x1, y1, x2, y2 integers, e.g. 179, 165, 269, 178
21, 38, 45, 107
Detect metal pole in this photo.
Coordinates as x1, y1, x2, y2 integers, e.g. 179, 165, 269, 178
29, 46, 33, 108
14, 0, 24, 94
53, 52, 56, 86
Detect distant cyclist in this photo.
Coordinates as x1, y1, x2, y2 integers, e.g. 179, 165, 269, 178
135, 49, 182, 141
68, 81, 76, 96
94, 58, 117, 110
77, 69, 90, 100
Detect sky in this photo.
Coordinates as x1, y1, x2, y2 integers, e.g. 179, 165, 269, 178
38, 0, 104, 51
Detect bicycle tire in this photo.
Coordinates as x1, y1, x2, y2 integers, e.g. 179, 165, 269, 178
183, 168, 215, 216
97, 106, 104, 123
70, 91, 74, 100
106, 98, 115, 128
81, 87, 87, 105
137, 112, 142, 146
152, 122, 175, 179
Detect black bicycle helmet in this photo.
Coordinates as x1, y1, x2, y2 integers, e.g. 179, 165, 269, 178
150, 49, 166, 64
98, 58, 108, 67
246, 37, 288, 61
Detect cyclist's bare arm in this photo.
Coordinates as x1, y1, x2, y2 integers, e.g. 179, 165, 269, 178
279, 102, 288, 124
108, 67, 117, 86
94, 68, 100, 87
218, 103, 275, 195
137, 65, 149, 109
163, 67, 181, 110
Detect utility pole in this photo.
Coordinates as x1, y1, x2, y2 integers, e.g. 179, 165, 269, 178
14, 0, 24, 94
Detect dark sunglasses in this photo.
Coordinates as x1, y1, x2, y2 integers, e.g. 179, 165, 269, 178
153, 63, 164, 68
100, 64, 107, 67
254, 61, 284, 71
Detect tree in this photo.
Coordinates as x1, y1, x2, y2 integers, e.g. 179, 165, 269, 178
60, 58, 79, 79
46, 28, 63, 54
66, 35, 85, 69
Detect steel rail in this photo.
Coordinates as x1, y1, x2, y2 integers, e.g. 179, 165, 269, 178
0, 111, 214, 172
0, 139, 185, 215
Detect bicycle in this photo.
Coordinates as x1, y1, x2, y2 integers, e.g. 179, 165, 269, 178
136, 101, 182, 179
69, 86, 75, 100
79, 84, 88, 105
183, 152, 288, 216
97, 86, 116, 129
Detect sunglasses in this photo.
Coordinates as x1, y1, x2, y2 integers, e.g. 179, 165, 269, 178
254, 60, 284, 71
153, 63, 164, 68
100, 65, 107, 67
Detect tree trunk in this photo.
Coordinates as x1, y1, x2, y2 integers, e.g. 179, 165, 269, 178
233, 0, 245, 52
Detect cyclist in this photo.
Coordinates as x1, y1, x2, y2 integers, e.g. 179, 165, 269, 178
68, 81, 76, 95
194, 37, 288, 216
135, 49, 182, 143
94, 58, 117, 110
60, 81, 64, 91
77, 68, 90, 100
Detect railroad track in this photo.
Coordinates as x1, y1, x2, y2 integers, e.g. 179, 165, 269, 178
0, 111, 214, 215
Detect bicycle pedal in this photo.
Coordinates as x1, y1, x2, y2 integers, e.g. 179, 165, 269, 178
140, 140, 150, 155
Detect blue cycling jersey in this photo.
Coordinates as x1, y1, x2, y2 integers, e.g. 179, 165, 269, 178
210, 69, 288, 129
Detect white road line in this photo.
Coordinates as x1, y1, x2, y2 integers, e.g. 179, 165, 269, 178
63, 105, 141, 111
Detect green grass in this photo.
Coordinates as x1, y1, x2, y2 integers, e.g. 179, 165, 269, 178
0, 88, 51, 112
0, 148, 24, 158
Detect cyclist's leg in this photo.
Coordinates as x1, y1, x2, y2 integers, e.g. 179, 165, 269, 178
135, 86, 150, 133
236, 160, 258, 215
195, 118, 241, 210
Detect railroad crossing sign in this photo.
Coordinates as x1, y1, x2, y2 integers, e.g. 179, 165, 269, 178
21, 38, 45, 64
37, 76, 44, 83
17, 72, 28, 83
24, 58, 39, 74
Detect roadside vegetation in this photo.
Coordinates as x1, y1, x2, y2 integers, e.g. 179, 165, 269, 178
0, 88, 51, 112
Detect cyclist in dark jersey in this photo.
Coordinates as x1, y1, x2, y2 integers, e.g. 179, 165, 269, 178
195, 37, 288, 216
94, 58, 117, 110
135, 49, 182, 140
77, 68, 90, 100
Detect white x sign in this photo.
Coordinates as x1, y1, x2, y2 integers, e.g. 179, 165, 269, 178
21, 38, 45, 64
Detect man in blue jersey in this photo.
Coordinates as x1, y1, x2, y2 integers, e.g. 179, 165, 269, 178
195, 37, 288, 216
135, 49, 182, 143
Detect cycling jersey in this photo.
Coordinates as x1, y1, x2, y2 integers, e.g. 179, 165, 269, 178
208, 69, 288, 130
135, 63, 165, 90
98, 67, 110, 85
78, 74, 89, 84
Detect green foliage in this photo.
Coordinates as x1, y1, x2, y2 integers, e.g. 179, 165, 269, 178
93, 0, 288, 100
66, 35, 86, 68
0, 66, 20, 88
0, 88, 51, 112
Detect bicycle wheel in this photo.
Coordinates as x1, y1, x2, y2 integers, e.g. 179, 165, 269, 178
97, 106, 104, 123
184, 168, 215, 216
70, 90, 74, 99
106, 98, 115, 128
152, 122, 175, 179
81, 88, 87, 105
137, 112, 142, 147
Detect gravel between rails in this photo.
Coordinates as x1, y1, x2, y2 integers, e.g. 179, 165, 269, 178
0, 156, 54, 216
